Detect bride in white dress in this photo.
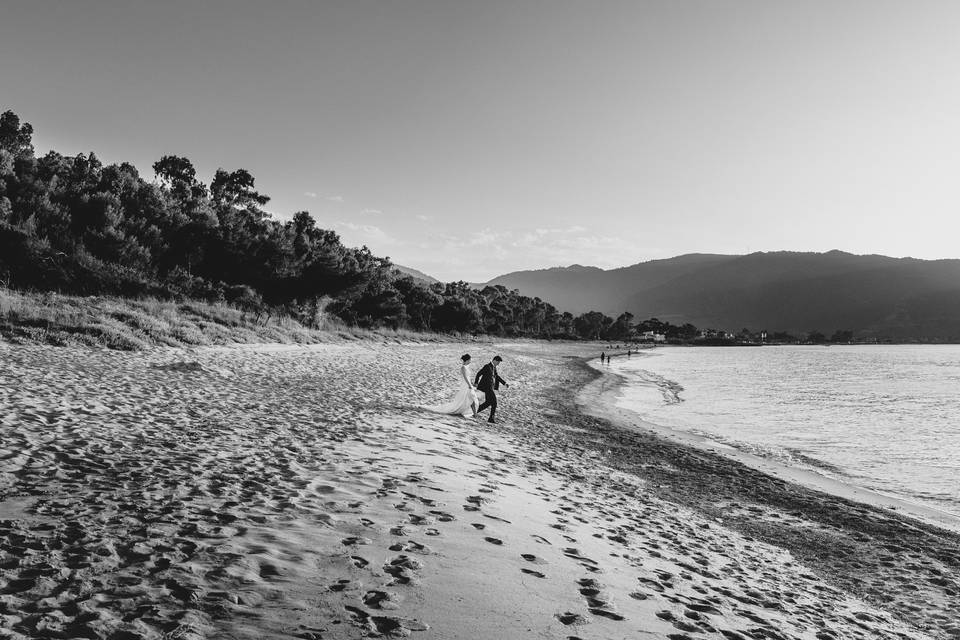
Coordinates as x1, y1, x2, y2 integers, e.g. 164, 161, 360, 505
422, 354, 482, 417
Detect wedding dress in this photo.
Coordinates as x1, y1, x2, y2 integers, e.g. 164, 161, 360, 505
422, 363, 483, 417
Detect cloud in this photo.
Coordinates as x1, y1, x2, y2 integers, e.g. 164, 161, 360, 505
361, 208, 382, 215
516, 232, 650, 269
415, 214, 430, 221
512, 225, 591, 248
467, 229, 500, 247
303, 191, 318, 198
327, 195, 345, 203
446, 228, 510, 260
333, 221, 399, 247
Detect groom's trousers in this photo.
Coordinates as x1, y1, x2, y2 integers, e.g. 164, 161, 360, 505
477, 390, 497, 421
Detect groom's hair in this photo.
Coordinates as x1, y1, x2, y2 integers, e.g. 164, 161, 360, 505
492, 356, 502, 362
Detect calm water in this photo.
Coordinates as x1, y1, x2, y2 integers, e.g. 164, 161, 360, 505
611, 345, 960, 514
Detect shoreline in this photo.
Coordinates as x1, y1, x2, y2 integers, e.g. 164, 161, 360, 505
552, 349, 960, 637
581, 356, 960, 535
1, 340, 958, 639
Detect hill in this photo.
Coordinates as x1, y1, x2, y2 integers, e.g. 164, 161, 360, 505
483, 251, 960, 340
393, 264, 440, 285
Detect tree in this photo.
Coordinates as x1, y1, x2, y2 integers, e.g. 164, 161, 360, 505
574, 311, 612, 340
637, 317, 668, 334
395, 276, 442, 331
153, 155, 197, 190
0, 111, 34, 157
0, 149, 14, 177
210, 168, 269, 210
153, 155, 208, 206
606, 312, 635, 340
677, 323, 698, 340
830, 329, 854, 343
431, 297, 482, 333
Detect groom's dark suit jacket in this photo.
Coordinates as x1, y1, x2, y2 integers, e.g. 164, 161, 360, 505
475, 363, 506, 393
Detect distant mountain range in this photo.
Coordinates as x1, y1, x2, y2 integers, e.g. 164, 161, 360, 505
482, 251, 960, 340
393, 264, 440, 285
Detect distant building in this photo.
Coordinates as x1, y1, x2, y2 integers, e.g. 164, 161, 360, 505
696, 328, 736, 342
639, 331, 666, 343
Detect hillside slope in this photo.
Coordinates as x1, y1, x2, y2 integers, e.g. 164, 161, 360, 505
483, 251, 960, 339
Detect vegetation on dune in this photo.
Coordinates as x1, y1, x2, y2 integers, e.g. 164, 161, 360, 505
0, 109, 628, 341
0, 287, 465, 349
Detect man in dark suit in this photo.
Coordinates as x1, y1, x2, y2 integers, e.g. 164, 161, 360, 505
474, 355, 508, 423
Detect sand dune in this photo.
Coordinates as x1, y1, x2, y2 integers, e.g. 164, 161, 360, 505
0, 341, 956, 639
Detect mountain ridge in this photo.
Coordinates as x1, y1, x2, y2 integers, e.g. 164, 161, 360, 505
482, 250, 960, 339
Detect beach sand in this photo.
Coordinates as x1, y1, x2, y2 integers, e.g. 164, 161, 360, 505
0, 340, 957, 639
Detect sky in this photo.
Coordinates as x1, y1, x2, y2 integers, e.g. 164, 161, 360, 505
4, 0, 960, 282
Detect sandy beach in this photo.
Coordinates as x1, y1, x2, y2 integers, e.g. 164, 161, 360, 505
1, 340, 958, 639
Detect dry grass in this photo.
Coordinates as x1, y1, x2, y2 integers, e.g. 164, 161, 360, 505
0, 288, 478, 350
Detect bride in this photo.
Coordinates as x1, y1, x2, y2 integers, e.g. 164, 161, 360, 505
422, 354, 482, 417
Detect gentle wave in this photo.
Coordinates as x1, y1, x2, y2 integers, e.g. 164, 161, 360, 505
612, 345, 960, 514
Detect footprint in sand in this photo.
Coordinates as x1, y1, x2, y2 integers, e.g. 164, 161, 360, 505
389, 540, 430, 554
344, 605, 428, 635
637, 576, 665, 592
363, 589, 400, 610
563, 548, 599, 566
329, 578, 353, 592
471, 523, 486, 530
521, 568, 546, 578
484, 537, 503, 545
384, 555, 422, 586
555, 612, 587, 625
483, 514, 512, 523
576, 578, 625, 621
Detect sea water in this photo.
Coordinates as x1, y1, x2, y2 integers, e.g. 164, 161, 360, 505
611, 345, 960, 515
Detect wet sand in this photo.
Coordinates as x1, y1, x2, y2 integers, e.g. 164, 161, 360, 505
0, 341, 957, 639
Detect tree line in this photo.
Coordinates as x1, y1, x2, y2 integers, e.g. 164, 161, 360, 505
0, 109, 649, 339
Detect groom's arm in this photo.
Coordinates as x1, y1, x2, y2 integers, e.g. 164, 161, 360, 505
474, 367, 483, 386
496, 373, 508, 387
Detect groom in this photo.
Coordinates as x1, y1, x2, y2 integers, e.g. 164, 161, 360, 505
474, 356, 508, 423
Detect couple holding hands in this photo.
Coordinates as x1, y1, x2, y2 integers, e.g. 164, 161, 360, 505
424, 354, 508, 423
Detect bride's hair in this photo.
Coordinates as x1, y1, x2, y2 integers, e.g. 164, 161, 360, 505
460, 354, 471, 362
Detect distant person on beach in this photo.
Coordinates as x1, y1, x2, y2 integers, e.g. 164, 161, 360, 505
421, 354, 481, 418
474, 356, 509, 423
600, 351, 606, 364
